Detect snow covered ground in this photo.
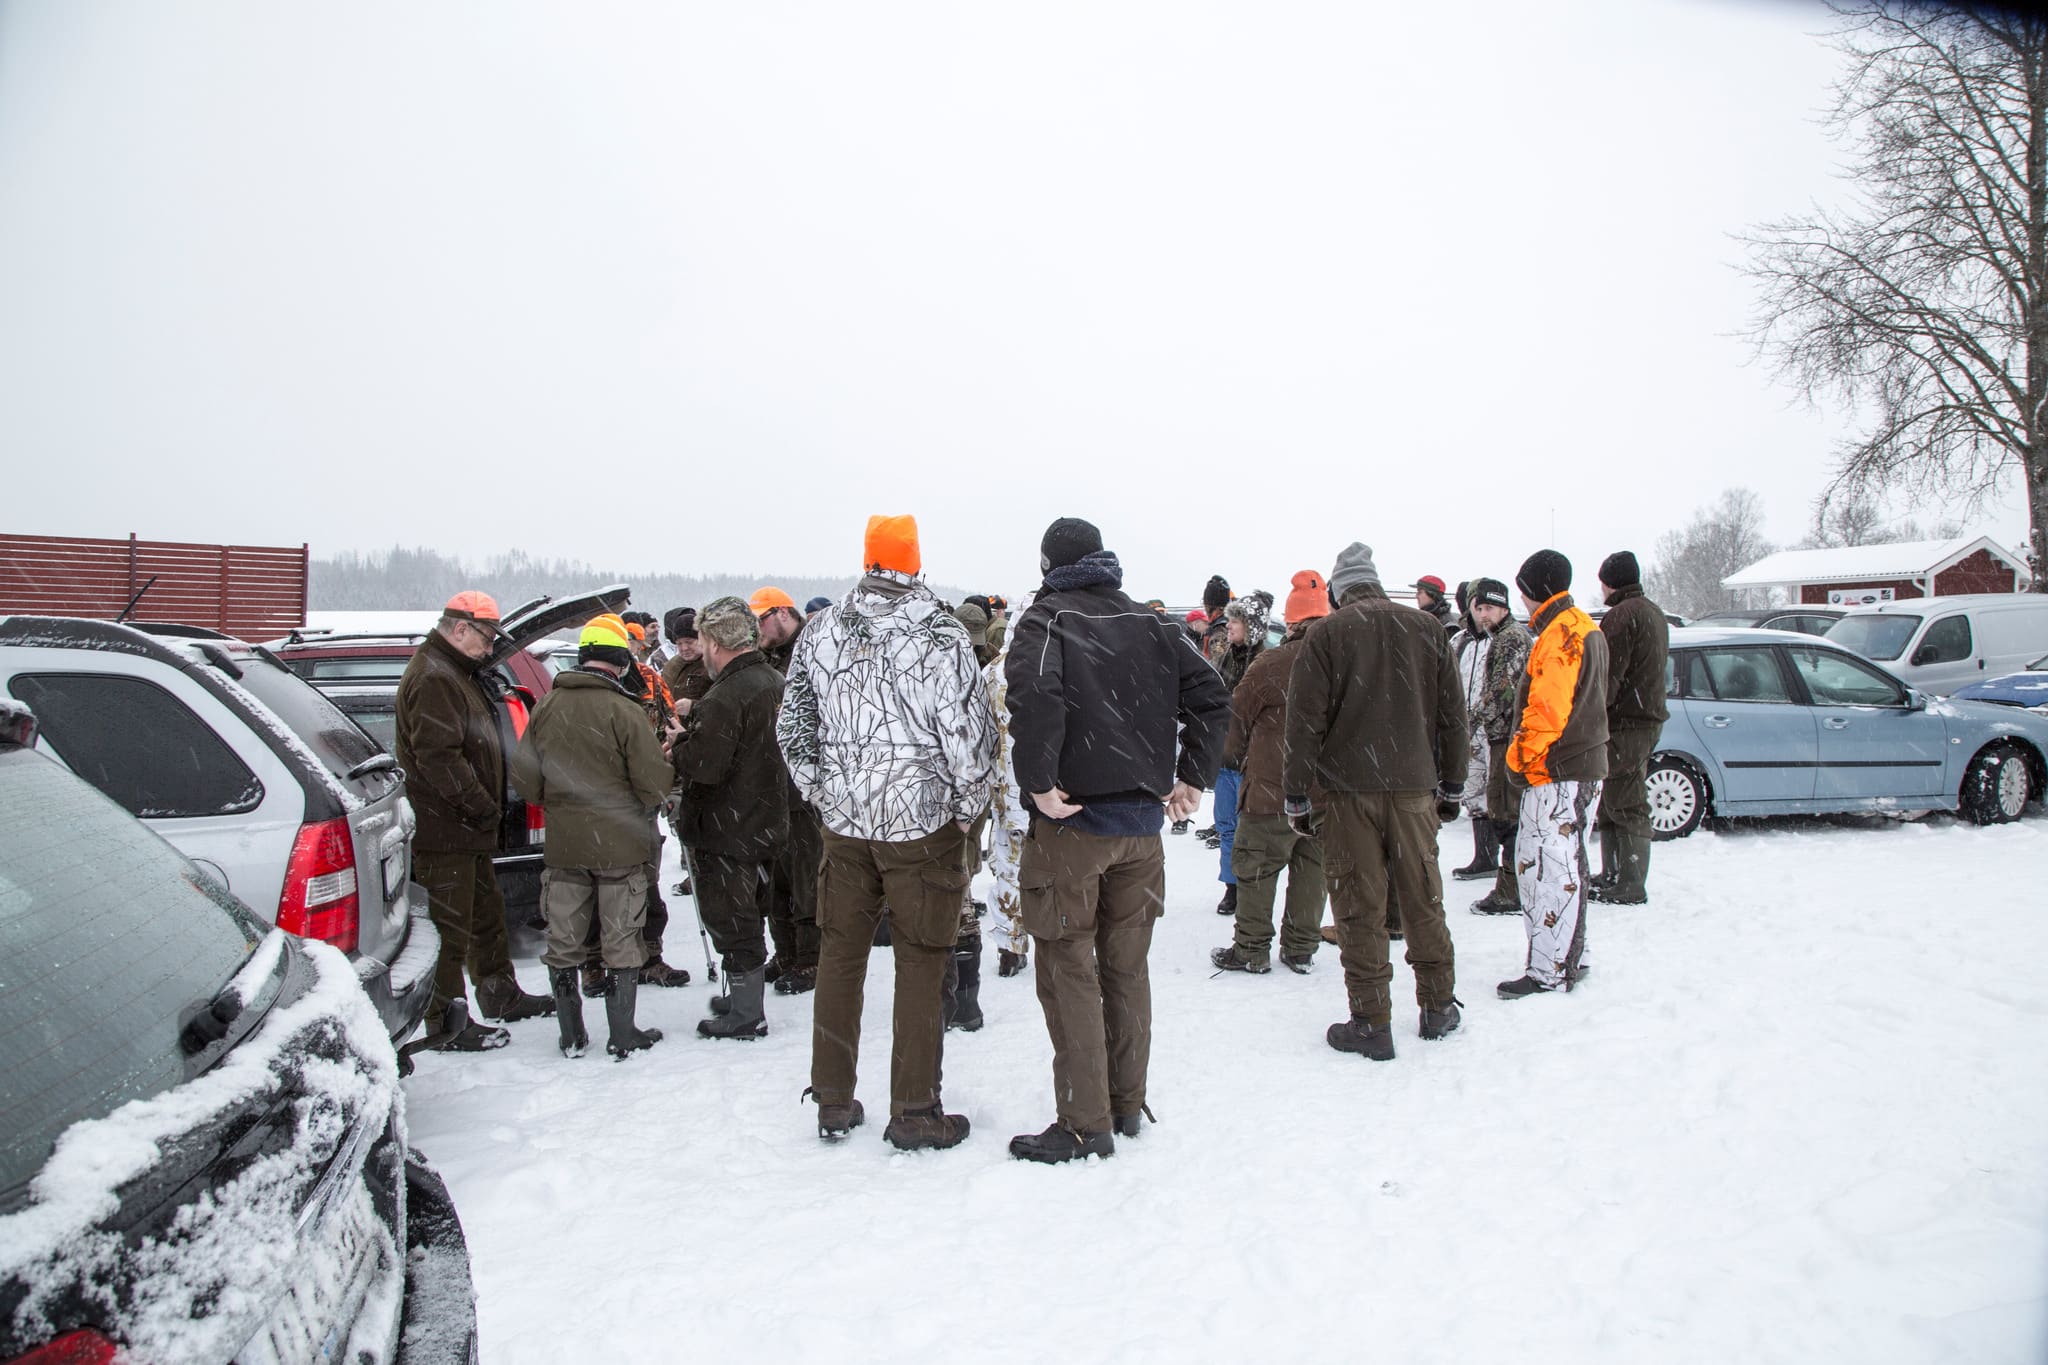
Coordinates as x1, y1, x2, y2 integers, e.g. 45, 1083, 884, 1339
403, 803, 2048, 1364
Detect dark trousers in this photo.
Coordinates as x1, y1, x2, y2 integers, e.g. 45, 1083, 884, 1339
414, 849, 514, 1017
769, 803, 824, 971
1322, 791, 1456, 1025
696, 850, 772, 975
1595, 725, 1659, 839
811, 823, 970, 1116
1230, 813, 1326, 959
1019, 820, 1164, 1135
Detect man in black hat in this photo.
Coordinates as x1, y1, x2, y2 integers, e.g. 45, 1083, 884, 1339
1590, 551, 1668, 906
1005, 517, 1231, 1162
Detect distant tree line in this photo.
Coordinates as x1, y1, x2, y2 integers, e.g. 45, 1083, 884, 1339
311, 546, 971, 619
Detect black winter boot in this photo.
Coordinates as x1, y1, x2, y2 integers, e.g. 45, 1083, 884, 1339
948, 942, 984, 1032
773, 966, 817, 996
1210, 944, 1270, 974
547, 967, 588, 1058
603, 970, 664, 1058
1326, 1015, 1395, 1060
1419, 999, 1462, 1040
884, 1105, 971, 1151
698, 967, 767, 1039
806, 1088, 865, 1141
1009, 1121, 1113, 1164
475, 971, 557, 1022
1111, 1104, 1154, 1139
1452, 818, 1498, 881
1592, 829, 1619, 890
580, 962, 609, 998
997, 947, 1029, 978
1215, 884, 1237, 917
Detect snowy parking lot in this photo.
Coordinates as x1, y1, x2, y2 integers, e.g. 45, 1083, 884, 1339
403, 804, 2048, 1365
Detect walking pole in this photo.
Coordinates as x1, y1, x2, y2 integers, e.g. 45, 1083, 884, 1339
681, 840, 717, 984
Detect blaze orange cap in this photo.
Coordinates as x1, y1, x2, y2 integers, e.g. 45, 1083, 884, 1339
1285, 570, 1331, 624
626, 622, 646, 642
864, 514, 921, 576
748, 587, 797, 616
443, 590, 501, 623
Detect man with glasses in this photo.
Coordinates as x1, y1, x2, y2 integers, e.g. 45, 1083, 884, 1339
395, 590, 554, 1053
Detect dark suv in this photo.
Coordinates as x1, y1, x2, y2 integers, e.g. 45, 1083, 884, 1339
270, 587, 629, 946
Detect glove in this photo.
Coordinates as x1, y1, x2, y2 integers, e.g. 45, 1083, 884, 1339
998, 948, 1028, 977
1284, 795, 1315, 838
1434, 782, 1464, 824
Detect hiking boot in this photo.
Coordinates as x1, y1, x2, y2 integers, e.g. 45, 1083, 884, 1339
1199, 831, 1222, 850
1210, 944, 1270, 974
640, 957, 693, 988
772, 965, 817, 996
474, 971, 557, 1022
698, 967, 767, 1040
1496, 974, 1555, 1001
1588, 884, 1647, 905
1419, 999, 1462, 1040
947, 945, 984, 1031
430, 1016, 511, 1053
1111, 1107, 1152, 1140
1279, 951, 1315, 975
672, 875, 693, 897
580, 962, 610, 998
763, 955, 784, 984
1009, 1121, 1114, 1164
806, 1089, 866, 1141
1194, 825, 1216, 840
1170, 819, 1191, 836
547, 967, 588, 1057
1215, 884, 1237, 917
998, 948, 1029, 978
884, 1105, 971, 1152
1326, 1015, 1395, 1061
604, 970, 664, 1058
1469, 888, 1520, 916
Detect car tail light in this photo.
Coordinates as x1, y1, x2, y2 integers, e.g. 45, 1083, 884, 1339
5, 1331, 119, 1365
526, 803, 545, 846
277, 817, 360, 952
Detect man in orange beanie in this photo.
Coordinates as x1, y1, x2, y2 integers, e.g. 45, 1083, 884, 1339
751, 583, 821, 992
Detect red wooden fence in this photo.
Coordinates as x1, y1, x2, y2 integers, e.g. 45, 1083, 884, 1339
0, 533, 309, 639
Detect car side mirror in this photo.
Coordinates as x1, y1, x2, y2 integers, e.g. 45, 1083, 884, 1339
1911, 646, 1937, 667
1905, 689, 1928, 711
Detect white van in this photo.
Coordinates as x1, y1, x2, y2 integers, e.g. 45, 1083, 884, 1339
1825, 593, 2048, 695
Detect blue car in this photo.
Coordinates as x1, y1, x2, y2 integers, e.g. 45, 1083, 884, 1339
1642, 628, 2048, 839
1951, 652, 2048, 711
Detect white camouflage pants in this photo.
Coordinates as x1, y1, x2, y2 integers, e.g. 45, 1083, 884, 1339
1462, 729, 1489, 818
984, 792, 1031, 955
1516, 779, 1598, 988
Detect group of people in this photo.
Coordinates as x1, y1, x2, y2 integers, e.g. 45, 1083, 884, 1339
391, 513, 1668, 1161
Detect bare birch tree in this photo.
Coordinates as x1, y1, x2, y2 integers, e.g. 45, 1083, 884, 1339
1645, 488, 1777, 617
1742, 2, 2048, 590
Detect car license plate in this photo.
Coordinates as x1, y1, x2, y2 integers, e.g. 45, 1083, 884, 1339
240, 1186, 383, 1364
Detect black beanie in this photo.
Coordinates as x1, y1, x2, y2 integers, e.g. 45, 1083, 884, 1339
1599, 550, 1641, 590
1203, 575, 1231, 612
579, 643, 636, 672
1041, 517, 1104, 573
663, 607, 697, 640
1472, 577, 1511, 611
1516, 549, 1573, 603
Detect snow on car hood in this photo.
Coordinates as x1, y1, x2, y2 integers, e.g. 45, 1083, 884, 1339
0, 938, 401, 1362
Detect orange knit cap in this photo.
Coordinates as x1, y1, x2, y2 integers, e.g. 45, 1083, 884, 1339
1284, 569, 1331, 624
625, 622, 646, 642
579, 616, 631, 649
748, 586, 797, 616
864, 514, 921, 576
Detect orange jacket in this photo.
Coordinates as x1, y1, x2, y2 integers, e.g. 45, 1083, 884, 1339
1507, 592, 1610, 787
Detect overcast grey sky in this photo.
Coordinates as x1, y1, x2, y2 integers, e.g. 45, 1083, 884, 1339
0, 0, 2029, 604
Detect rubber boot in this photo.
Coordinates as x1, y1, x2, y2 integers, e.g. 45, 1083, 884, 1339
1592, 828, 1619, 890
698, 967, 767, 1040
475, 971, 557, 1022
547, 966, 588, 1058
948, 941, 984, 1032
1471, 828, 1521, 915
1452, 818, 1498, 880
604, 969, 664, 1059
1594, 833, 1651, 905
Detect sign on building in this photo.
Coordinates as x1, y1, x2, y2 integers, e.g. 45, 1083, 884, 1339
1828, 587, 1896, 607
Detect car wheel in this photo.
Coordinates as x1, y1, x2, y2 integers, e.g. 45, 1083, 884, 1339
1644, 754, 1707, 841
1959, 741, 2032, 825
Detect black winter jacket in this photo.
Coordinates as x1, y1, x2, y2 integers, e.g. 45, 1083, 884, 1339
672, 650, 790, 860
1600, 584, 1670, 730
1006, 575, 1231, 803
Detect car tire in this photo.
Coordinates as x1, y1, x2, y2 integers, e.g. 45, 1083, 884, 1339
1959, 741, 2033, 826
1644, 754, 1708, 841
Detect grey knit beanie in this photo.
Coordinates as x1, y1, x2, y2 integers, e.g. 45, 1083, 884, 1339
1328, 543, 1383, 601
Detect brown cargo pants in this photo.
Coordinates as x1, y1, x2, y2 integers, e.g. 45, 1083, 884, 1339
1018, 821, 1165, 1135
811, 822, 971, 1117
1322, 791, 1456, 1025
414, 849, 516, 1019
1595, 725, 1658, 841
540, 864, 650, 971
1230, 813, 1326, 961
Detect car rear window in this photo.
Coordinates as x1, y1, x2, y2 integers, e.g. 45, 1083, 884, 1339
333, 699, 398, 754
1826, 614, 1922, 661
8, 673, 263, 818
232, 656, 390, 788
0, 748, 264, 1195
294, 656, 415, 684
